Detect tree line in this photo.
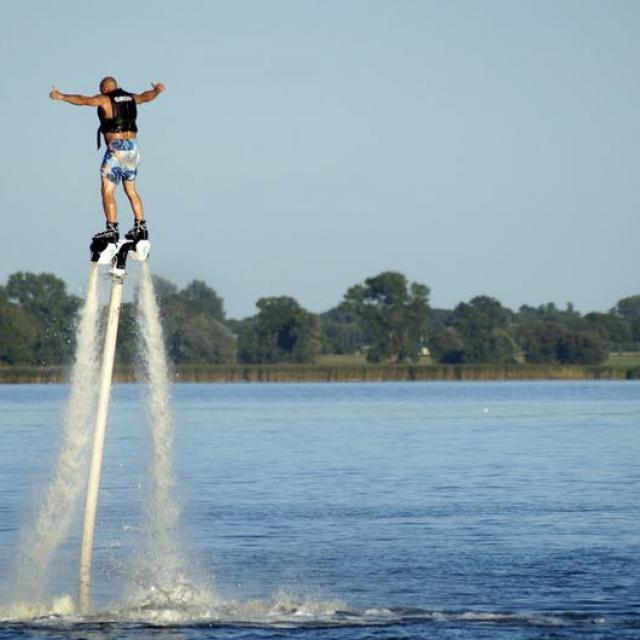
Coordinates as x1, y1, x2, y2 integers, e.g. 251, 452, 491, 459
1, 270, 639, 368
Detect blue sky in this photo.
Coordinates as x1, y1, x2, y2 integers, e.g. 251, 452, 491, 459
1, 1, 638, 318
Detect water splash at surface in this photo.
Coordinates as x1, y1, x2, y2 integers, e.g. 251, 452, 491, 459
0, 592, 612, 632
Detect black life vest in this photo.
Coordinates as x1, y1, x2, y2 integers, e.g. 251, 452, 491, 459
96, 88, 138, 149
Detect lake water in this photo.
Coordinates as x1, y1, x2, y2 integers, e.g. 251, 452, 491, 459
0, 381, 638, 639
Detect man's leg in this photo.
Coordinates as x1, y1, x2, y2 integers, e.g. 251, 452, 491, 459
123, 179, 144, 221
101, 177, 118, 223
92, 177, 120, 240
123, 179, 149, 240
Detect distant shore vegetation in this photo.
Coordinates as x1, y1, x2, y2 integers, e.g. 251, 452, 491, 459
1, 271, 640, 376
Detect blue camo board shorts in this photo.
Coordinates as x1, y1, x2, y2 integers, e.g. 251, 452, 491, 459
100, 139, 140, 183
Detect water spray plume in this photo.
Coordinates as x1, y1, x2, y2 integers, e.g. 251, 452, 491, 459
136, 263, 187, 588
11, 251, 199, 616
15, 265, 101, 604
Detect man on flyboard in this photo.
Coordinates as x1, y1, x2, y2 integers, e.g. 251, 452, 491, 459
49, 77, 165, 243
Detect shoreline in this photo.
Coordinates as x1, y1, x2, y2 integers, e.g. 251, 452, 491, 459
0, 363, 638, 384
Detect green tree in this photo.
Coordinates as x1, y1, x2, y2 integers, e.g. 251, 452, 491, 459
428, 326, 464, 363
556, 331, 609, 365
144, 275, 234, 365
584, 312, 631, 348
6, 272, 80, 365
612, 294, 640, 320
517, 302, 584, 331
426, 308, 453, 336
320, 303, 366, 355
0, 300, 38, 364
150, 275, 180, 315
344, 271, 429, 362
177, 280, 225, 322
451, 296, 517, 363
238, 296, 322, 364
170, 313, 236, 364
518, 321, 609, 365
517, 321, 567, 364
115, 302, 138, 366
611, 294, 640, 343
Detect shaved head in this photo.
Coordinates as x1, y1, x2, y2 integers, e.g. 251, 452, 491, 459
99, 76, 118, 94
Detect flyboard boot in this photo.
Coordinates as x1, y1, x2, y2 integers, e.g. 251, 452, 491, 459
125, 219, 149, 242
119, 219, 151, 273
90, 221, 119, 264
89, 220, 150, 277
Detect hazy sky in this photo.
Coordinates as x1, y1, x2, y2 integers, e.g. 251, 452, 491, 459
1, 1, 638, 318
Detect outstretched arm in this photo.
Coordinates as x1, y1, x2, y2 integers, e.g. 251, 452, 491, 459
49, 88, 103, 106
134, 82, 166, 104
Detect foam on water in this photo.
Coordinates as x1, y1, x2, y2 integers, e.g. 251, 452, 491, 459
0, 594, 611, 631
13, 266, 101, 602
0, 589, 350, 626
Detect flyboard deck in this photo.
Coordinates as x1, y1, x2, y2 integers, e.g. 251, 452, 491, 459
90, 236, 151, 275
78, 234, 151, 615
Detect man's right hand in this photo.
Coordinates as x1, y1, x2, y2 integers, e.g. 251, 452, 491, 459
49, 87, 63, 100
152, 83, 166, 94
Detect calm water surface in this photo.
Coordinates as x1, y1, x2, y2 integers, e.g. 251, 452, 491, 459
0, 381, 638, 639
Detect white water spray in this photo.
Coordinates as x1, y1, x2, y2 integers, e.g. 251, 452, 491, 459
136, 263, 185, 587
9, 256, 201, 615
15, 265, 101, 602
